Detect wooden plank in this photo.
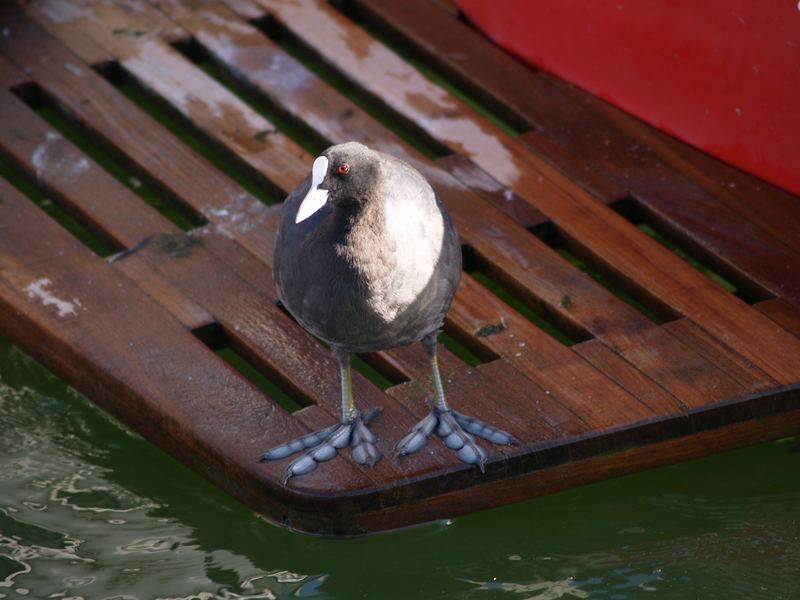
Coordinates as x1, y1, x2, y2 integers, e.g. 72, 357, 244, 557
756, 298, 800, 339
435, 153, 548, 229
256, 0, 800, 382
19, 0, 682, 418
662, 319, 777, 392
449, 275, 680, 420
0, 6, 276, 264
0, 54, 30, 88
354, 0, 800, 305
361, 404, 800, 531
0, 178, 382, 532
0, 85, 176, 247
145, 0, 754, 411
0, 83, 214, 330
27, 0, 313, 195
571, 339, 684, 414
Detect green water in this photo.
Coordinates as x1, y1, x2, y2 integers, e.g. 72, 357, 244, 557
1, 337, 798, 599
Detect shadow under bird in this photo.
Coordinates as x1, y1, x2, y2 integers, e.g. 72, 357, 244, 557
260, 142, 516, 482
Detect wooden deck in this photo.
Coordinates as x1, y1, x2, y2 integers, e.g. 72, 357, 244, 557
1, 0, 799, 536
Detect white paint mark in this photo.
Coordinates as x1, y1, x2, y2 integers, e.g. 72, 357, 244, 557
124, 39, 268, 132
198, 191, 268, 239
31, 132, 61, 175
34, 3, 97, 24
734, 106, 743, 116
268, 1, 521, 186
24, 278, 82, 318
31, 131, 90, 184
423, 116, 521, 184
503, 189, 514, 201
64, 62, 83, 76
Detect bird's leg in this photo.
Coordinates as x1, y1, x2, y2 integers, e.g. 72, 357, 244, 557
338, 350, 382, 468
394, 332, 517, 472
258, 349, 381, 483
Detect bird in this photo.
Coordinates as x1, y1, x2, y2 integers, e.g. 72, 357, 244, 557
259, 142, 516, 482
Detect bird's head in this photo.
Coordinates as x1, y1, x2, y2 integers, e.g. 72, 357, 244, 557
294, 142, 381, 224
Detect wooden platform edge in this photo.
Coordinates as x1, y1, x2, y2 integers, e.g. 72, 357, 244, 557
2, 259, 797, 536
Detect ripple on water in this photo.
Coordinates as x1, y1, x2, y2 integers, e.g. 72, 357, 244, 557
0, 340, 312, 599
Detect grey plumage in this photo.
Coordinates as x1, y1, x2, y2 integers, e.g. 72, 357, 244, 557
274, 142, 461, 353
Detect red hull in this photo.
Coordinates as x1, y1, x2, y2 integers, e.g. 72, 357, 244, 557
457, 0, 800, 196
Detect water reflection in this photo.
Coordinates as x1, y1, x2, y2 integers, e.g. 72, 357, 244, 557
0, 337, 798, 599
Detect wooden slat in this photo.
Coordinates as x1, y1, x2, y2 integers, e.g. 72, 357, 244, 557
250, 0, 800, 384
449, 275, 681, 420
354, 0, 800, 306
2, 4, 580, 479
662, 319, 776, 392
138, 0, 757, 411
17, 0, 666, 421
0, 83, 214, 330
756, 299, 800, 339
0, 178, 379, 527
0, 54, 30, 88
0, 6, 278, 263
31, 0, 313, 195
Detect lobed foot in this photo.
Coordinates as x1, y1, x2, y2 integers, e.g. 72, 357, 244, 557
259, 408, 381, 483
394, 407, 517, 472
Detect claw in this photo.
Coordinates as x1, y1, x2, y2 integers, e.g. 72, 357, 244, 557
395, 407, 515, 472
351, 418, 381, 466
456, 442, 487, 472
452, 411, 518, 446
394, 411, 437, 457
260, 411, 381, 484
282, 422, 354, 484
259, 423, 340, 461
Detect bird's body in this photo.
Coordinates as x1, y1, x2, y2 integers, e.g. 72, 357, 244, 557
274, 144, 461, 354
261, 142, 514, 481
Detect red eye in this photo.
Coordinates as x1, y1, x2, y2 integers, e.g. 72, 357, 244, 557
337, 163, 349, 175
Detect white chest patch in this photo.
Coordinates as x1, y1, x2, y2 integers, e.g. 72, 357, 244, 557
374, 185, 445, 321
